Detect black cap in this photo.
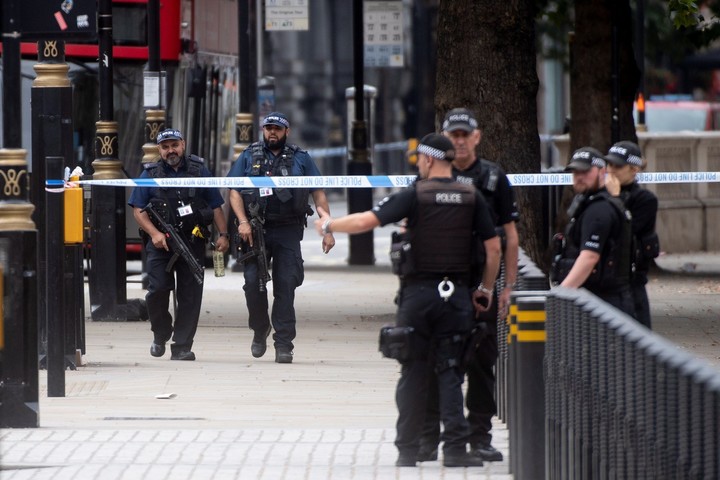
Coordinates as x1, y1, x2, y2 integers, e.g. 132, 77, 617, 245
261, 112, 290, 128
442, 108, 479, 133
156, 128, 183, 144
605, 141, 643, 167
409, 133, 456, 161
565, 147, 607, 172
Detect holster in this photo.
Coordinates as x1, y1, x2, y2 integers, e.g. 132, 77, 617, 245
379, 325, 415, 362
389, 231, 414, 277
461, 322, 489, 368
434, 333, 466, 373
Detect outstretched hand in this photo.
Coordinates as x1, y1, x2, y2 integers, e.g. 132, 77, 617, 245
314, 206, 336, 254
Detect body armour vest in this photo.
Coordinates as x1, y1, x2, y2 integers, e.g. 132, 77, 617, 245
406, 179, 477, 277
453, 158, 500, 225
144, 155, 213, 235
557, 190, 632, 291
244, 142, 311, 225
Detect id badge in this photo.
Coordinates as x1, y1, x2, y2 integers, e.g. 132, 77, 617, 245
259, 187, 273, 197
177, 204, 194, 217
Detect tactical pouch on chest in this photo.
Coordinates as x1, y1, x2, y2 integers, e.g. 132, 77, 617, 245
379, 325, 415, 362
147, 198, 173, 233
390, 231, 415, 277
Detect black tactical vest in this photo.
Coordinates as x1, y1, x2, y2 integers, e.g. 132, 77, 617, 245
405, 179, 477, 276
144, 155, 213, 235
453, 158, 500, 225
244, 142, 311, 225
556, 190, 632, 291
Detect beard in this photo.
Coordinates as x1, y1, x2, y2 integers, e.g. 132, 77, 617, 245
264, 132, 287, 150
164, 153, 182, 168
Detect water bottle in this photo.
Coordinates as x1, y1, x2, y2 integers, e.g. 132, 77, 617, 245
213, 249, 225, 277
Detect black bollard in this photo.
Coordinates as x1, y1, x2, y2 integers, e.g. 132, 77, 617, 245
45, 157, 66, 397
508, 292, 547, 479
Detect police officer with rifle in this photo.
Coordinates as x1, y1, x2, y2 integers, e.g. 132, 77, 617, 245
551, 146, 635, 317
313, 133, 501, 468
129, 128, 229, 361
227, 112, 335, 364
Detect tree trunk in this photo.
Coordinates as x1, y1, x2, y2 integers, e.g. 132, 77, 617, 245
435, 0, 546, 268
571, 0, 640, 152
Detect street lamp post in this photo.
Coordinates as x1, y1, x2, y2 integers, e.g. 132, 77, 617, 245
347, 0, 374, 265
0, 0, 39, 427
89, 0, 128, 321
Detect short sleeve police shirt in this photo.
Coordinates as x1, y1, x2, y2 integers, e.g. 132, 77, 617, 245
577, 200, 617, 254
127, 158, 224, 210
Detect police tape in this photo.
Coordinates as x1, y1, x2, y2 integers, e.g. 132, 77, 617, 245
47, 171, 720, 190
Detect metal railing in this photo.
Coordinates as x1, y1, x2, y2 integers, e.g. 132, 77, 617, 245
499, 251, 720, 479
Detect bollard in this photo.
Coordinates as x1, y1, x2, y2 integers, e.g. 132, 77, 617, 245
46, 157, 66, 397
507, 291, 547, 479
515, 295, 547, 480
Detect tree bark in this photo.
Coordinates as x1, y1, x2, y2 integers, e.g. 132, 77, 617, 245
435, 0, 546, 268
571, 0, 640, 152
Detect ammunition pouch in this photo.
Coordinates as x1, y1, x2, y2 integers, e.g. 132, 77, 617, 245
147, 198, 173, 234
379, 325, 415, 362
390, 231, 415, 277
196, 202, 214, 226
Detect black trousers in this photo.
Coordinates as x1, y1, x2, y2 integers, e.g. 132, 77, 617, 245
631, 272, 652, 329
144, 238, 206, 354
394, 279, 474, 457
594, 286, 636, 319
242, 224, 304, 350
421, 291, 499, 449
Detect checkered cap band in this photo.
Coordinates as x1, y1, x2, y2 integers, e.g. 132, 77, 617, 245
626, 154, 642, 166
418, 143, 447, 160
156, 129, 183, 144
262, 115, 290, 128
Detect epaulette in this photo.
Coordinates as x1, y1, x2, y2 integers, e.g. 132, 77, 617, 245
143, 161, 161, 170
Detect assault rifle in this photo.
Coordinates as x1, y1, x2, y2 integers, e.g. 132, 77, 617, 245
142, 203, 205, 285
236, 200, 272, 292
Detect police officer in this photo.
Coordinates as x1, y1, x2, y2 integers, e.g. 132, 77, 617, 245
313, 133, 501, 468
605, 141, 659, 328
552, 147, 635, 317
417, 108, 520, 463
128, 128, 229, 361
227, 112, 335, 364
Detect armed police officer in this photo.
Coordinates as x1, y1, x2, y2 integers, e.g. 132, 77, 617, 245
128, 128, 229, 361
605, 141, 659, 328
417, 108, 520, 463
552, 147, 635, 317
227, 112, 335, 364
313, 133, 501, 468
